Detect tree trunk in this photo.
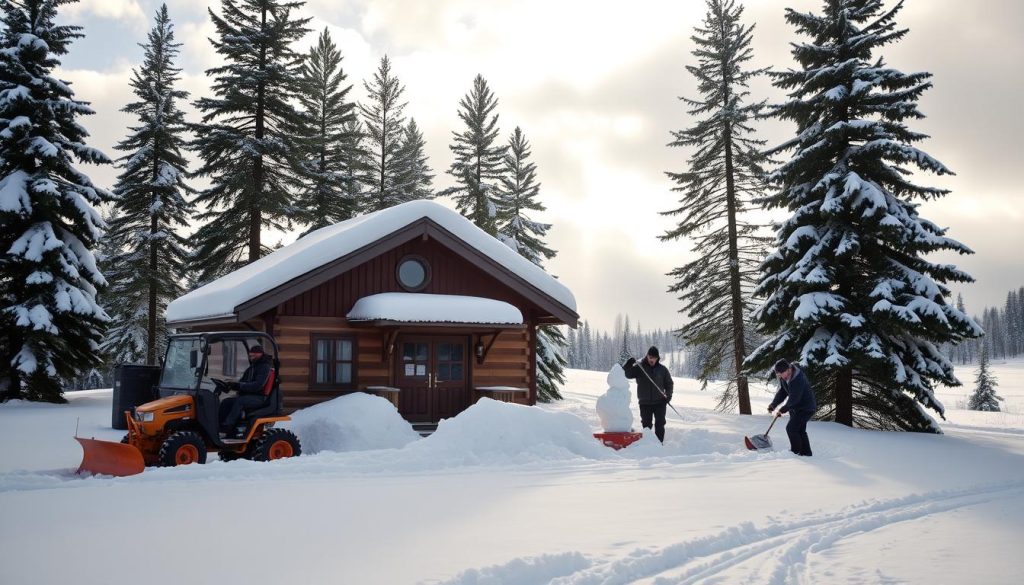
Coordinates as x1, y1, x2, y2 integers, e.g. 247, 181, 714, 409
836, 367, 854, 426
720, 49, 751, 415
148, 163, 159, 365
250, 4, 268, 262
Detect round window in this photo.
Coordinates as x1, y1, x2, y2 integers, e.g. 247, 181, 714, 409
396, 256, 430, 291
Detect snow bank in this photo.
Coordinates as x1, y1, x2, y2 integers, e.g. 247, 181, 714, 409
408, 398, 612, 464
284, 392, 421, 454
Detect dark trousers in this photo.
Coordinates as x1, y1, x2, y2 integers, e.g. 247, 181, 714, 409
640, 403, 667, 443
786, 409, 813, 456
223, 394, 267, 428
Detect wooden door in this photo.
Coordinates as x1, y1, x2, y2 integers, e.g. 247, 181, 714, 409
395, 336, 469, 422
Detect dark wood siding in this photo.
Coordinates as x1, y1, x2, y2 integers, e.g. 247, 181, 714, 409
274, 315, 388, 411
279, 237, 535, 318
471, 328, 532, 405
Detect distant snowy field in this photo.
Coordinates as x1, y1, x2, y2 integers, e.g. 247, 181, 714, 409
2, 362, 1023, 585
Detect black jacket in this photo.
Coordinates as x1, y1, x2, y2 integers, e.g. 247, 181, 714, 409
624, 358, 674, 405
237, 355, 274, 395
769, 366, 816, 414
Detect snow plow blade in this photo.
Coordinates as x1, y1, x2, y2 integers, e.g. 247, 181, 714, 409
76, 437, 145, 477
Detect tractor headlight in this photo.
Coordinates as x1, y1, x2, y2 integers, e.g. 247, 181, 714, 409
135, 411, 155, 423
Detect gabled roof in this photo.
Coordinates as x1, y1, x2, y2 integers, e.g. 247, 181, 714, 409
166, 200, 578, 326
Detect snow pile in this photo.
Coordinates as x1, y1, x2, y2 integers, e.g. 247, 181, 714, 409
408, 398, 611, 464
284, 393, 421, 454
347, 292, 523, 325
595, 364, 633, 432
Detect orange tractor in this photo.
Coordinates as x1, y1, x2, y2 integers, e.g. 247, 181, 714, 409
77, 332, 301, 476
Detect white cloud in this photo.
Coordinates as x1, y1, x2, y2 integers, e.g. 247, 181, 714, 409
66, 0, 146, 23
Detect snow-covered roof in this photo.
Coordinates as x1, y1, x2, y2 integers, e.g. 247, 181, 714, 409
166, 200, 576, 324
347, 293, 523, 325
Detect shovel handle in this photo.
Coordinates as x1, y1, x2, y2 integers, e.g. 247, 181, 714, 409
765, 413, 780, 436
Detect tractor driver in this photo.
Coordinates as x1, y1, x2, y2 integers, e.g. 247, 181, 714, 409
220, 345, 274, 438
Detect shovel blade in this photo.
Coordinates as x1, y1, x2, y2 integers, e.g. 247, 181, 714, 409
76, 437, 145, 477
744, 434, 773, 451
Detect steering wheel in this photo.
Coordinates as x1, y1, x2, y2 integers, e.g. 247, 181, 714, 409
211, 378, 231, 395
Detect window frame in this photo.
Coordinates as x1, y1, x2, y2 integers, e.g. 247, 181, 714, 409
308, 333, 358, 390
395, 254, 431, 292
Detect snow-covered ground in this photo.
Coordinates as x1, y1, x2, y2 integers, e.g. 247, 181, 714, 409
2, 362, 1023, 585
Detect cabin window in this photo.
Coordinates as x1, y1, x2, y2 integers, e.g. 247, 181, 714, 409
310, 335, 357, 388
396, 255, 430, 292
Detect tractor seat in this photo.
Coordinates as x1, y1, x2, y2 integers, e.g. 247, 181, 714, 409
239, 382, 282, 423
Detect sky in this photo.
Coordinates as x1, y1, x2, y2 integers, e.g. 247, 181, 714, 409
52, 0, 1024, 332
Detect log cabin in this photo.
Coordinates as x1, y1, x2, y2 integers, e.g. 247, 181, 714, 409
165, 200, 579, 423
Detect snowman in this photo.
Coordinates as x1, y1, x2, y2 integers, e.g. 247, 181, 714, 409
596, 364, 633, 432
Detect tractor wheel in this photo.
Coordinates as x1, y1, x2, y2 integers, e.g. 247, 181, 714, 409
250, 428, 301, 462
158, 431, 208, 467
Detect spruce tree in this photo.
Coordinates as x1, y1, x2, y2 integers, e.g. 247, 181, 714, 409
618, 315, 632, 364
662, 0, 768, 414
394, 118, 435, 201
359, 55, 409, 213
497, 127, 553, 264
103, 4, 193, 365
747, 0, 982, 432
190, 0, 310, 283
0, 0, 110, 402
340, 118, 370, 208
492, 127, 565, 401
967, 345, 1001, 412
296, 27, 358, 234
444, 74, 504, 235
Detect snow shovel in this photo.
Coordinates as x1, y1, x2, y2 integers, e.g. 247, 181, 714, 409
744, 413, 780, 451
75, 437, 145, 477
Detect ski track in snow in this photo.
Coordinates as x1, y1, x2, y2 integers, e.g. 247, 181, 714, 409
428, 480, 1024, 585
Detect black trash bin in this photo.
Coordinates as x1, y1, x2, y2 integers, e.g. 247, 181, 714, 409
111, 364, 161, 429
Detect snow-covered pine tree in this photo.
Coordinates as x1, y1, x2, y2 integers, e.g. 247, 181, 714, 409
618, 315, 632, 364
296, 27, 358, 235
1005, 289, 1021, 358
359, 55, 409, 213
566, 327, 578, 368
967, 345, 1001, 412
340, 117, 370, 208
662, 0, 769, 415
492, 126, 565, 401
747, 0, 983, 432
394, 118, 435, 201
103, 4, 193, 366
496, 127, 553, 264
0, 0, 111, 402
443, 74, 504, 236
581, 320, 593, 371
189, 0, 310, 283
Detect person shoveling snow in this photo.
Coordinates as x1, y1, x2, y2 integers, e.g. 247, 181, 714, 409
765, 359, 816, 457
623, 346, 674, 443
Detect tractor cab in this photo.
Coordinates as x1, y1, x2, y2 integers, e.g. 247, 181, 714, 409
159, 332, 280, 397
154, 332, 283, 443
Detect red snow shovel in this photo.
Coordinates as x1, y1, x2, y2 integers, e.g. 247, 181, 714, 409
744, 412, 780, 451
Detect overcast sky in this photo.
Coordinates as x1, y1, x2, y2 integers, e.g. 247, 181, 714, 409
55, 0, 1023, 332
